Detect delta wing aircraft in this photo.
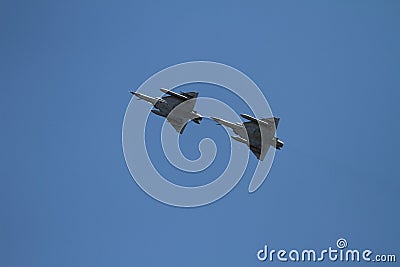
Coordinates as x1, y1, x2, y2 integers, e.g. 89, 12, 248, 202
211, 114, 284, 160
130, 88, 202, 134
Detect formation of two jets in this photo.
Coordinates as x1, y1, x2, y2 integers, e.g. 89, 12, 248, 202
130, 89, 284, 161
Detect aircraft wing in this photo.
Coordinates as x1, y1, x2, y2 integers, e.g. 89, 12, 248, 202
259, 117, 280, 129
166, 117, 189, 134
243, 120, 274, 161
181, 91, 199, 99
161, 94, 198, 113
243, 121, 275, 138
161, 95, 183, 107
181, 97, 197, 113
250, 145, 270, 161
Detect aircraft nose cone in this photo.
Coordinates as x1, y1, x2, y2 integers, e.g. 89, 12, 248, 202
131, 92, 142, 97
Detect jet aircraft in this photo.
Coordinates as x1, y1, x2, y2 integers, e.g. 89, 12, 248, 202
211, 114, 284, 160
130, 88, 202, 134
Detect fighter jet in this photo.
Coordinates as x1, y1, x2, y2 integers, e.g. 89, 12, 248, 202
130, 88, 202, 134
211, 114, 284, 160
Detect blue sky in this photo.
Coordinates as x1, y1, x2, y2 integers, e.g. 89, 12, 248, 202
1, 1, 399, 266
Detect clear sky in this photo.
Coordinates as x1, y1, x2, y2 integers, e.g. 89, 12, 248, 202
1, 1, 399, 266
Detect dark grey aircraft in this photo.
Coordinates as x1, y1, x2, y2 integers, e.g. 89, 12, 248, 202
211, 114, 284, 160
130, 88, 202, 134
